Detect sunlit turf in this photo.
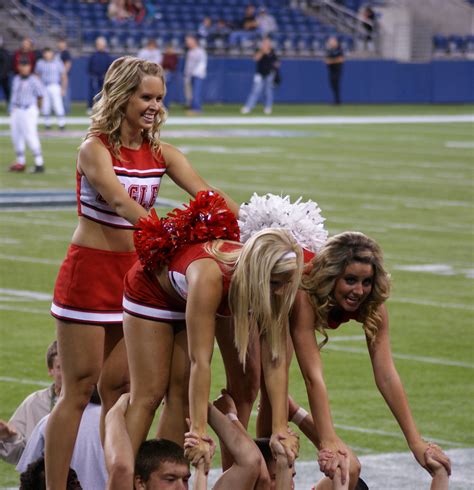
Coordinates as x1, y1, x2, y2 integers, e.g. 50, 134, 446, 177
0, 104, 472, 486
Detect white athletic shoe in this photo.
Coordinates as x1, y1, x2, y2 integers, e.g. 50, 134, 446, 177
240, 107, 251, 114
264, 107, 272, 115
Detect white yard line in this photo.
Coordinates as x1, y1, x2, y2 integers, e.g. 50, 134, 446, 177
215, 181, 472, 208
0, 114, 472, 127
0, 376, 50, 387
325, 345, 474, 368
0, 288, 52, 301
333, 423, 466, 447
0, 254, 61, 265
0, 305, 50, 314
390, 296, 474, 311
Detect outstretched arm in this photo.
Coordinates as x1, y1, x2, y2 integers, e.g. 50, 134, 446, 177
104, 394, 134, 490
368, 304, 451, 476
161, 143, 239, 217
260, 330, 299, 467
291, 292, 349, 450
185, 260, 222, 471
290, 291, 349, 483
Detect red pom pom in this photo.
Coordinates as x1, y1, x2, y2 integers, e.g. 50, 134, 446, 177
134, 191, 239, 271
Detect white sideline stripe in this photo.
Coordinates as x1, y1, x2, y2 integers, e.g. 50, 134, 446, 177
0, 376, 50, 387
0, 288, 52, 301
390, 296, 474, 311
445, 141, 474, 148
331, 335, 366, 342
325, 345, 474, 368
0, 305, 50, 314
333, 423, 466, 448
0, 253, 61, 265
216, 180, 472, 208
0, 114, 472, 126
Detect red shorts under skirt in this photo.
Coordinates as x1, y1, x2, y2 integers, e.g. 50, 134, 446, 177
123, 261, 186, 323
51, 244, 137, 324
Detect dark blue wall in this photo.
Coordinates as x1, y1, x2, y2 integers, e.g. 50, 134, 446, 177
70, 57, 474, 104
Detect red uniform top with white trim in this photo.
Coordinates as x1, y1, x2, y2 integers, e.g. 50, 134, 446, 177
77, 134, 167, 229
167, 241, 241, 316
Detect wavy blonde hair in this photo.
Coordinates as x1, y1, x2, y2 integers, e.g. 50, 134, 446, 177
207, 228, 303, 367
85, 56, 167, 160
301, 231, 391, 347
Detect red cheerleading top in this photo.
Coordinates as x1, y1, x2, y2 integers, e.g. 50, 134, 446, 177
77, 134, 167, 229
167, 241, 241, 316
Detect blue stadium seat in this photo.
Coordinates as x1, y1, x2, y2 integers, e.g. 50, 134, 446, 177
296, 33, 312, 54
448, 35, 465, 54
465, 35, 474, 55
339, 34, 354, 52
432, 34, 448, 55
311, 33, 326, 54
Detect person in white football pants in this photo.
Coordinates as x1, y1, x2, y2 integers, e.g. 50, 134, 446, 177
35, 46, 66, 130
8, 57, 45, 173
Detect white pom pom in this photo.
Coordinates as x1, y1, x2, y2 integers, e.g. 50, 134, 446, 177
238, 193, 328, 252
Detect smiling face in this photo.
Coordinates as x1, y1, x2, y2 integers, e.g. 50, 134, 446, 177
333, 261, 374, 312
124, 75, 164, 131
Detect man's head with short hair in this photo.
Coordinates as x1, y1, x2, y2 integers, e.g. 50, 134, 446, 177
46, 340, 58, 369
46, 340, 61, 394
134, 439, 190, 489
95, 36, 107, 51
19, 457, 82, 490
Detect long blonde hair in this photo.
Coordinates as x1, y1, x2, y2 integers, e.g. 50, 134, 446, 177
208, 229, 303, 367
302, 231, 391, 347
86, 56, 167, 160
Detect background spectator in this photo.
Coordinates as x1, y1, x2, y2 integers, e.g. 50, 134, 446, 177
126, 0, 146, 24
325, 36, 344, 105
161, 43, 179, 107
198, 16, 213, 44
13, 38, 37, 74
107, 0, 132, 24
241, 4, 258, 31
16, 388, 106, 490
0, 341, 61, 465
0, 36, 11, 104
184, 34, 207, 114
35, 47, 67, 130
359, 5, 376, 49
56, 38, 72, 114
212, 18, 232, 47
256, 7, 278, 37
87, 36, 113, 113
8, 57, 45, 173
240, 37, 279, 115
137, 38, 162, 64
229, 4, 259, 48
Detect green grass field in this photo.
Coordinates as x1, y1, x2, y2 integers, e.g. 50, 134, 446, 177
0, 103, 473, 487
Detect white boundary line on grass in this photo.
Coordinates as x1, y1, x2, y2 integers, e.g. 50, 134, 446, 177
0, 114, 473, 127
325, 345, 474, 368
0, 288, 52, 301
333, 423, 466, 447
0, 253, 62, 265
0, 376, 49, 386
